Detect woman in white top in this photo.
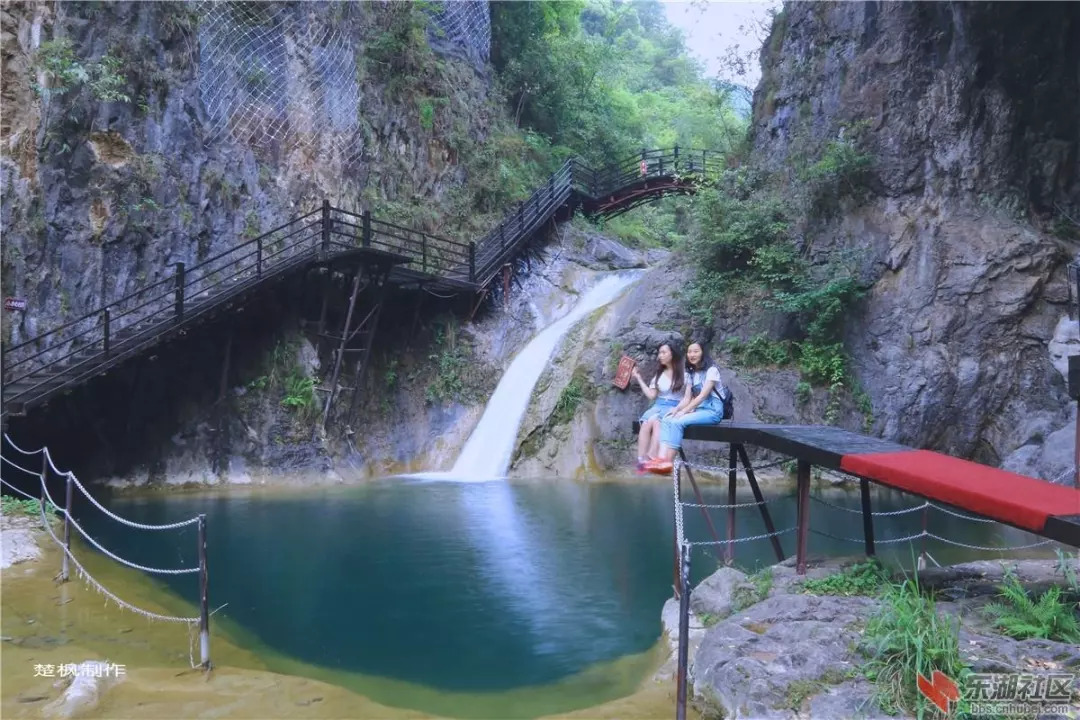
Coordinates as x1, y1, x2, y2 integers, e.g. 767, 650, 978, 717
646, 340, 729, 474
630, 342, 685, 472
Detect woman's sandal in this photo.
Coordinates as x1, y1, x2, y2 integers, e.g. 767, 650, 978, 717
644, 458, 674, 475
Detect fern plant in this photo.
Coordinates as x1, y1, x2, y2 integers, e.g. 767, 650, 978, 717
983, 571, 1080, 644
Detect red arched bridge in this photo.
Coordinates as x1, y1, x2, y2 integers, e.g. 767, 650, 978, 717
1, 148, 719, 426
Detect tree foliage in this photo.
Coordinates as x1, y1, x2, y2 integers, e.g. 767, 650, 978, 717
491, 0, 746, 165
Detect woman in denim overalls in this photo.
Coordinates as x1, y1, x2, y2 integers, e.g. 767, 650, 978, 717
630, 342, 685, 472
644, 341, 728, 474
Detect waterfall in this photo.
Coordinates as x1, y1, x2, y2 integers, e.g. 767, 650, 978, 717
410, 271, 639, 482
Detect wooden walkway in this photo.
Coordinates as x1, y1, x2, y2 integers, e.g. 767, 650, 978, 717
2, 148, 722, 422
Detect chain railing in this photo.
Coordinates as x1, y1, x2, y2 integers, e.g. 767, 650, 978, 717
666, 451, 1072, 720
1, 434, 213, 667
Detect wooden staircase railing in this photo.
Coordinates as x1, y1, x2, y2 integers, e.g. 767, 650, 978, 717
2, 147, 724, 420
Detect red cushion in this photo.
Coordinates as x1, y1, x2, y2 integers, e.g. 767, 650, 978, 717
840, 450, 1080, 532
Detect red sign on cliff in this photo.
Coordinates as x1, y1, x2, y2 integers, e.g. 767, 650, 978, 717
4, 297, 27, 311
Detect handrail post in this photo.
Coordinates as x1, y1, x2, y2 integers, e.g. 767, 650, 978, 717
675, 541, 691, 720
40, 451, 48, 519
362, 210, 371, 248
174, 262, 185, 321
422, 234, 428, 274
549, 175, 555, 205
673, 144, 679, 173
518, 202, 524, 235
321, 200, 331, 253
499, 222, 505, 250
102, 309, 111, 358
469, 242, 476, 283
860, 478, 875, 557
197, 513, 211, 669
61, 472, 72, 581
40, 455, 49, 546
796, 460, 811, 575
256, 235, 263, 278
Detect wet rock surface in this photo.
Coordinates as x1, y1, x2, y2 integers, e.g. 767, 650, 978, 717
1, 514, 43, 569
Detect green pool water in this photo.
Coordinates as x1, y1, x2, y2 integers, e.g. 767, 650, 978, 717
68, 476, 1048, 718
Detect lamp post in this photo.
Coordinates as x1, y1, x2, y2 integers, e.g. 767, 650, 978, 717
1068, 258, 1080, 488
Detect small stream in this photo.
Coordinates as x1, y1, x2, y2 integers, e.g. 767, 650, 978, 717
73, 477, 1052, 719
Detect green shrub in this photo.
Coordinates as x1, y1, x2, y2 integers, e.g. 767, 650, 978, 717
281, 373, 317, 412
424, 321, 468, 404
797, 342, 847, 387
2, 496, 60, 517
418, 97, 435, 131
982, 571, 1080, 644
33, 39, 130, 103
551, 376, 584, 426
798, 560, 889, 597
863, 574, 972, 718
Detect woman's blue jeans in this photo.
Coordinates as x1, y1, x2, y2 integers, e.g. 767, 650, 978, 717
640, 398, 679, 424
659, 398, 724, 451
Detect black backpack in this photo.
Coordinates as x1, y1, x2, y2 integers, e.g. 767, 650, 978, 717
718, 385, 734, 420
695, 365, 734, 420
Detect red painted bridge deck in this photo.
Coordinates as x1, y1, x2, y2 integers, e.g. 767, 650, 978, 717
633, 421, 1080, 548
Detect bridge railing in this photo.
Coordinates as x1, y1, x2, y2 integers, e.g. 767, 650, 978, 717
585, 147, 725, 198
3, 147, 726, 410
472, 159, 574, 287
327, 207, 473, 281
2, 209, 324, 400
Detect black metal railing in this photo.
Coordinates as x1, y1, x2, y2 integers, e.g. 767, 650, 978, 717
2, 147, 720, 419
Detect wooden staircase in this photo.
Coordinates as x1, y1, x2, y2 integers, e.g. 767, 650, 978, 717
2, 148, 723, 425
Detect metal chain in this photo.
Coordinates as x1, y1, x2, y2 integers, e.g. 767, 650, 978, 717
38, 504, 199, 624
31, 466, 199, 576
65, 511, 199, 575
868, 530, 929, 545
809, 528, 864, 544
810, 527, 1054, 552
4, 437, 201, 531
929, 503, 998, 523
1, 455, 46, 479
688, 526, 794, 547
3, 434, 43, 456
680, 499, 767, 510
1, 476, 46, 503
62, 461, 200, 531
925, 533, 1054, 552
673, 459, 685, 546
812, 527, 929, 545
811, 494, 931, 517
683, 457, 788, 475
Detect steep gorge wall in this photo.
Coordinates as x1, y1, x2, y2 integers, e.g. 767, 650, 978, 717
1, 1, 493, 347
748, 0, 1079, 478
0, 0, 509, 482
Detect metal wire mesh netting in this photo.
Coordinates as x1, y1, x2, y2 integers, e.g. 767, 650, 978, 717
426, 0, 490, 69
196, 1, 489, 151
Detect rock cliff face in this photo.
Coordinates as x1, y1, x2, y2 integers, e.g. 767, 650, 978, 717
1, 1, 493, 349
0, 1, 513, 482
750, 1, 1079, 479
